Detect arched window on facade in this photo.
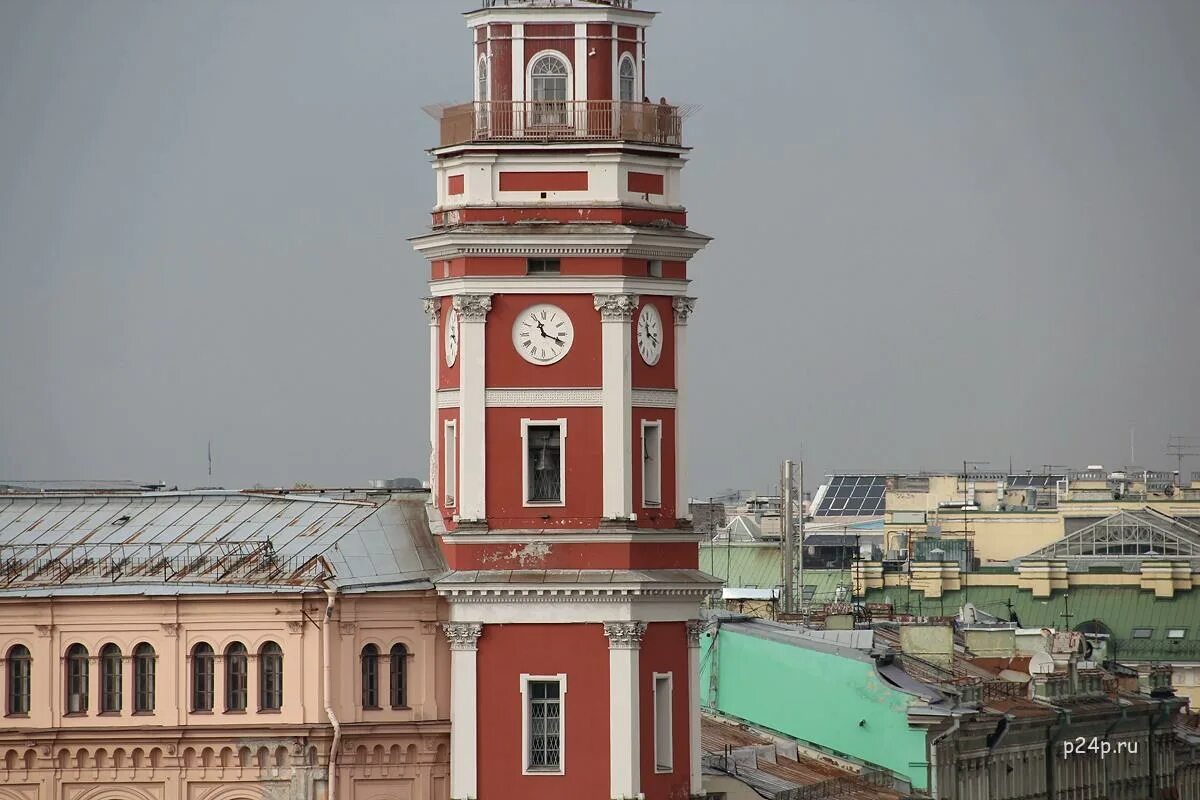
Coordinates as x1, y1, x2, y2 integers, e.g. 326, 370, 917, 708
133, 642, 155, 713
191, 642, 214, 712
6, 644, 30, 715
530, 53, 570, 126
390, 644, 408, 709
361, 644, 380, 709
100, 643, 122, 713
259, 641, 283, 711
619, 54, 637, 103
225, 642, 248, 712
65, 644, 89, 714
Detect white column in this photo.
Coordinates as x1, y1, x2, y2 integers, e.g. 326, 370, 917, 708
445, 622, 482, 800
595, 294, 638, 522
511, 23, 525, 137
424, 298, 440, 501
454, 294, 492, 524
686, 620, 704, 797
605, 621, 646, 800
673, 297, 696, 522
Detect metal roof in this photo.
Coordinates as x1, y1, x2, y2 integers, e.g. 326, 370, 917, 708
0, 490, 444, 596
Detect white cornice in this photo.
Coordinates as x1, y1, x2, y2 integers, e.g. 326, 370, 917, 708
411, 227, 711, 262
465, 8, 655, 29
428, 276, 691, 297
437, 388, 678, 409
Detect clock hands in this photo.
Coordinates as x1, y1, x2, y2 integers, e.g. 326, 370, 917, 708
535, 320, 566, 347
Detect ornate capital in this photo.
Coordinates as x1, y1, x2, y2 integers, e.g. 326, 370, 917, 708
686, 620, 705, 647
672, 296, 697, 325
422, 297, 440, 324
338, 621, 358, 636
159, 623, 179, 638
603, 621, 647, 650
453, 294, 492, 321
35, 624, 53, 638
286, 620, 305, 635
594, 293, 639, 322
443, 622, 483, 651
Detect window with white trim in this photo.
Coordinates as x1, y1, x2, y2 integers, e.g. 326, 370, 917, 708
642, 420, 662, 507
529, 53, 570, 126
1168, 628, 1188, 640
522, 674, 565, 774
522, 419, 566, 506
653, 673, 673, 772
444, 420, 457, 507
1131, 627, 1154, 639
619, 54, 637, 103
477, 54, 489, 104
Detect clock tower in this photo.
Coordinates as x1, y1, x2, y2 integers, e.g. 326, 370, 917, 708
414, 2, 717, 798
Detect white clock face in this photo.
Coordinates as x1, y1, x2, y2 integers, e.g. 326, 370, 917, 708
445, 308, 459, 367
513, 304, 574, 365
637, 304, 663, 366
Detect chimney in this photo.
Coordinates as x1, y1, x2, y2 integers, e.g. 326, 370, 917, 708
900, 623, 955, 668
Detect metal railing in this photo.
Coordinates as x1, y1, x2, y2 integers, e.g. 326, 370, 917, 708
434, 100, 684, 148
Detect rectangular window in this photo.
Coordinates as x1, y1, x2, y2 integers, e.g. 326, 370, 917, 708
523, 675, 565, 774
654, 673, 673, 772
648, 259, 663, 278
523, 421, 565, 506
527, 258, 561, 275
1168, 628, 1188, 640
444, 420, 457, 507
1131, 628, 1154, 639
642, 421, 662, 507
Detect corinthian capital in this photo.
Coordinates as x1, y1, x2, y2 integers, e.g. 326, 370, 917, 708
443, 622, 483, 651
453, 294, 493, 321
593, 294, 639, 322
422, 297, 440, 324
603, 621, 647, 650
686, 619, 705, 647
672, 296, 697, 324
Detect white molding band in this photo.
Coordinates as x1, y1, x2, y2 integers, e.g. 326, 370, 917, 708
605, 621, 645, 797
438, 388, 675, 409
429, 276, 691, 298
444, 622, 482, 800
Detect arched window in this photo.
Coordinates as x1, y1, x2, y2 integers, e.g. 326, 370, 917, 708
133, 643, 155, 713
619, 55, 637, 103
191, 643, 214, 712
6, 645, 30, 716
225, 642, 248, 712
478, 55, 489, 103
389, 644, 408, 709
100, 643, 122, 713
259, 641, 283, 711
530, 53, 570, 126
361, 644, 379, 709
65, 644, 89, 714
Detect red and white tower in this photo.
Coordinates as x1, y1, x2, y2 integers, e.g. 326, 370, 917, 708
415, 2, 717, 798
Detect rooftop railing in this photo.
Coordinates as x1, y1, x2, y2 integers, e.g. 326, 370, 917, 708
433, 100, 684, 148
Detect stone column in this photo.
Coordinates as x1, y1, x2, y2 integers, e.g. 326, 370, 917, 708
672, 297, 696, 522
444, 622, 483, 800
605, 620, 646, 799
454, 295, 492, 524
686, 620, 705, 796
594, 294, 639, 523
424, 297, 440, 502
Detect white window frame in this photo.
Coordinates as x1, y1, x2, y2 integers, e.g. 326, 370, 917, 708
443, 419, 457, 508
641, 420, 662, 507
618, 53, 637, 103
477, 54, 489, 104
526, 50, 573, 128
653, 672, 673, 772
520, 673, 567, 776
521, 418, 567, 508
1167, 628, 1188, 640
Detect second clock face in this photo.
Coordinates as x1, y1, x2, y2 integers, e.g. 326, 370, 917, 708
513, 304, 574, 365
445, 308, 460, 367
637, 304, 663, 366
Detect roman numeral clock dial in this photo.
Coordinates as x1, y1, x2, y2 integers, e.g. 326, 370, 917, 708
637, 303, 663, 366
512, 303, 574, 365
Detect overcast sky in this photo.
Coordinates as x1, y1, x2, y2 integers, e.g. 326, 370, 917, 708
2, 0, 1199, 497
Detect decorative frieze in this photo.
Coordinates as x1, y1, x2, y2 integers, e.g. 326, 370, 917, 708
594, 293, 639, 322
452, 294, 493, 321
443, 622, 483, 651
672, 296, 697, 324
603, 621, 647, 650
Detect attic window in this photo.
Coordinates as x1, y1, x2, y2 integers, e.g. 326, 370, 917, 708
1131, 628, 1154, 639
527, 258, 560, 275
1167, 628, 1187, 640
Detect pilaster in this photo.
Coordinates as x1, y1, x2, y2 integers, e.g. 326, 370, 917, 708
686, 619, 704, 797
425, 297, 441, 503
673, 297, 696, 522
445, 622, 483, 800
454, 294, 492, 524
595, 294, 638, 522
605, 620, 646, 800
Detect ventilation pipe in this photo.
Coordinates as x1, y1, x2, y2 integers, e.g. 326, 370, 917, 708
322, 584, 342, 800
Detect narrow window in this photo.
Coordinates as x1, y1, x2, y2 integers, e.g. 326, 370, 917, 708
525, 422, 564, 504
192, 643, 214, 712
527, 258, 561, 275
527, 679, 562, 771
65, 644, 89, 714
654, 673, 673, 772
642, 421, 662, 507
259, 642, 283, 711
100, 643, 122, 713
390, 644, 408, 708
361, 644, 380, 709
476, 54, 490, 133
6, 645, 30, 716
444, 420, 457, 507
619, 55, 637, 103
225, 642, 248, 711
529, 54, 569, 126
133, 643, 155, 713
648, 259, 663, 278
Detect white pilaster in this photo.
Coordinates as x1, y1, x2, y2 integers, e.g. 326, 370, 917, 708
595, 294, 638, 521
687, 620, 704, 797
455, 294, 492, 523
673, 297, 695, 521
605, 621, 646, 800
425, 298, 440, 502
445, 622, 483, 800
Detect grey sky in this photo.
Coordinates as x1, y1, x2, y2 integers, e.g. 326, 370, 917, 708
1, 0, 1198, 497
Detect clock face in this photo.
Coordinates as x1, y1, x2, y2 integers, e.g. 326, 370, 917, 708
637, 304, 663, 366
445, 308, 459, 367
513, 304, 574, 365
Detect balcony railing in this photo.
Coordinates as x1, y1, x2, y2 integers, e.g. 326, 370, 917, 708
432, 100, 684, 148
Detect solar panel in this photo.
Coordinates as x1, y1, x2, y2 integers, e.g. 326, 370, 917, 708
1007, 475, 1063, 489
815, 475, 888, 517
